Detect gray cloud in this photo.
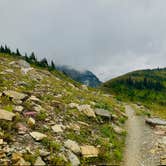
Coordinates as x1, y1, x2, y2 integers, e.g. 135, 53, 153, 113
0, 0, 166, 81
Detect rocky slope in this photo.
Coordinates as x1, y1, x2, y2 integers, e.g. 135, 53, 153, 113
56, 65, 101, 88
0, 53, 126, 165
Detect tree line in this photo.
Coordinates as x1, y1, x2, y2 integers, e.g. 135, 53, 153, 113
0, 45, 56, 71
119, 76, 164, 91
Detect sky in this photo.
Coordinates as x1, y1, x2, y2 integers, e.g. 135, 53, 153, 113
0, 0, 166, 81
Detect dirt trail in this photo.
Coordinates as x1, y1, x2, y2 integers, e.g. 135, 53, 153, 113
123, 105, 159, 166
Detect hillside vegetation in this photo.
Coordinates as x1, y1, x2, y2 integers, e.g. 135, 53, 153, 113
102, 68, 166, 118
0, 48, 127, 165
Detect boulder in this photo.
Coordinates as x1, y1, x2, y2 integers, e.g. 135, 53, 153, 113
34, 156, 46, 166
146, 118, 166, 126
80, 145, 99, 158
64, 140, 81, 154
78, 105, 96, 118
51, 125, 64, 133
0, 109, 15, 121
94, 109, 111, 119
30, 132, 47, 141
67, 151, 80, 166
3, 90, 28, 100
160, 155, 166, 165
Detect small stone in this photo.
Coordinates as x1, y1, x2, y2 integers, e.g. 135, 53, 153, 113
14, 106, 24, 112
30, 132, 47, 141
51, 125, 63, 133
112, 124, 125, 135
27, 117, 35, 126
80, 145, 99, 158
67, 151, 80, 166
34, 156, 46, 166
29, 96, 41, 103
68, 103, 79, 109
64, 140, 81, 154
94, 109, 111, 119
16, 123, 28, 134
0, 139, 3, 145
78, 105, 96, 118
39, 150, 50, 157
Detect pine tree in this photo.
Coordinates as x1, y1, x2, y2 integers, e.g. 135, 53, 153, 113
16, 49, 21, 56
39, 58, 48, 67
51, 60, 55, 69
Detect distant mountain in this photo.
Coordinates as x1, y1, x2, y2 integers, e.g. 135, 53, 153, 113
102, 68, 166, 105
56, 65, 102, 87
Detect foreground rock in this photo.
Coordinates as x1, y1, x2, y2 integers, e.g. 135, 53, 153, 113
30, 132, 47, 141
146, 118, 166, 126
0, 109, 15, 121
80, 145, 99, 158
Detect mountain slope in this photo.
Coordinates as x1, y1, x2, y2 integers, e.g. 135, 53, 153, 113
56, 65, 102, 88
102, 68, 166, 118
0, 53, 126, 165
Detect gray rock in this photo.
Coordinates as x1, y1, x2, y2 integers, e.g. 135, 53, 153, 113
30, 132, 47, 141
3, 90, 28, 100
64, 140, 81, 154
146, 118, 166, 126
52, 125, 64, 133
0, 109, 15, 121
94, 109, 111, 118
67, 151, 80, 166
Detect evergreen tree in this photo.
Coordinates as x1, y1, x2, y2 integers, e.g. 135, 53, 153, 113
16, 49, 21, 56
51, 60, 56, 69
39, 58, 48, 67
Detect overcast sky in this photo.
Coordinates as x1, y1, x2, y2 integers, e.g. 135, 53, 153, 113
0, 0, 166, 81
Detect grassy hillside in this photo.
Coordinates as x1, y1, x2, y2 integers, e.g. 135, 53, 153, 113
0, 52, 127, 165
102, 68, 166, 118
